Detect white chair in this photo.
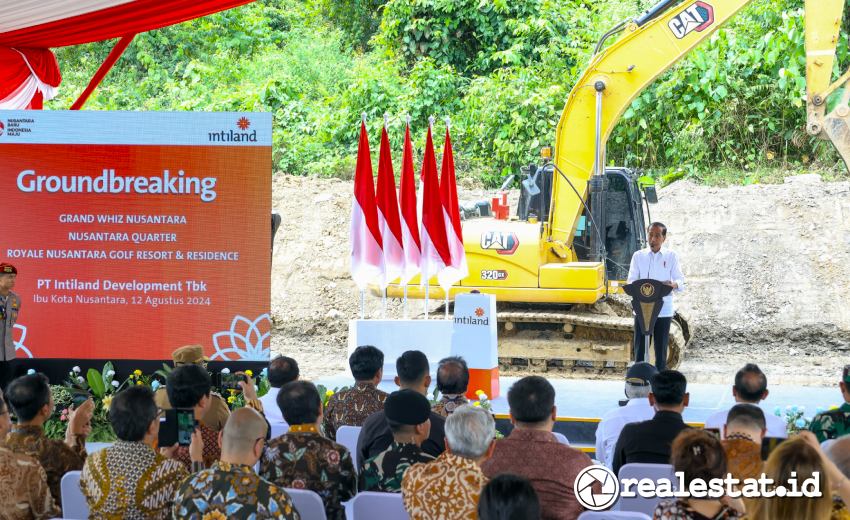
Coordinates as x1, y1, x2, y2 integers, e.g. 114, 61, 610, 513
286, 488, 327, 520
60, 471, 88, 520
617, 463, 676, 517
350, 491, 409, 519
336, 425, 362, 469
578, 512, 651, 520
552, 431, 570, 445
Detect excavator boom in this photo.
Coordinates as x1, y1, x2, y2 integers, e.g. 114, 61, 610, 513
383, 0, 850, 374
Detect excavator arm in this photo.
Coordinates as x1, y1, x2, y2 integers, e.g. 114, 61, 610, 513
547, 0, 848, 259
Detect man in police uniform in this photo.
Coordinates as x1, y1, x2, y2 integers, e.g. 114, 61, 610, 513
0, 263, 20, 387
810, 365, 850, 442
154, 344, 231, 430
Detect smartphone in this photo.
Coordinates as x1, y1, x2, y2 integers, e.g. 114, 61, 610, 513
703, 428, 721, 440
761, 437, 788, 460
158, 409, 197, 447
176, 409, 196, 446
221, 372, 247, 393
71, 392, 90, 408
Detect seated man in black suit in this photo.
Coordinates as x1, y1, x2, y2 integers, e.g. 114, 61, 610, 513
357, 350, 446, 461
611, 369, 690, 475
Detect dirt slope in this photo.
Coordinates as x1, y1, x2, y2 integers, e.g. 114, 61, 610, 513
271, 173, 850, 385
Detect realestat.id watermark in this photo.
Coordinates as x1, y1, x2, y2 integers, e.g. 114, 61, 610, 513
573, 465, 824, 511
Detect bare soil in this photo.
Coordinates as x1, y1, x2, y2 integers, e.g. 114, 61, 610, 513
271, 173, 850, 386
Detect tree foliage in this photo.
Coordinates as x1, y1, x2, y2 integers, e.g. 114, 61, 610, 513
50, 0, 850, 186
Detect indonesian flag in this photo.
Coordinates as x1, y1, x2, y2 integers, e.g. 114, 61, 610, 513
350, 121, 384, 289
399, 123, 421, 285
376, 125, 404, 288
437, 126, 468, 289
419, 126, 451, 286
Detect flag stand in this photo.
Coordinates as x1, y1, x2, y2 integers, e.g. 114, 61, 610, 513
381, 288, 387, 318
359, 289, 366, 319
444, 291, 450, 319
424, 282, 430, 320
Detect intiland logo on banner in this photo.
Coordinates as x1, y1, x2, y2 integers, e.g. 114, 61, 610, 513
454, 307, 490, 326
208, 117, 258, 142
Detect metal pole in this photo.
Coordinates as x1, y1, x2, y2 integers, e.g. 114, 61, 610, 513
360, 290, 365, 319
644, 335, 650, 364
403, 285, 408, 319
424, 282, 429, 319
382, 288, 387, 318
444, 292, 449, 319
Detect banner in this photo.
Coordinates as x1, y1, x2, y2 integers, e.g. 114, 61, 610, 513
0, 111, 271, 361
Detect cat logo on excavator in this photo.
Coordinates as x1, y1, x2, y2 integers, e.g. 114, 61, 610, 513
668, 1, 714, 39
480, 231, 519, 255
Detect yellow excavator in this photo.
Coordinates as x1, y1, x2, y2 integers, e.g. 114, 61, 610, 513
383, 0, 850, 373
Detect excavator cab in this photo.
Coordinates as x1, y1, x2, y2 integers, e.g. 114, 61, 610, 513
517, 163, 655, 282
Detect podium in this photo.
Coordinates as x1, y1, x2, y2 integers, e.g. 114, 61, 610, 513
623, 279, 672, 364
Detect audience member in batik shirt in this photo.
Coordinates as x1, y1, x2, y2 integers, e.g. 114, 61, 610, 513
81, 386, 190, 519
432, 356, 470, 418
0, 387, 59, 520
323, 345, 388, 440
5, 373, 93, 509
261, 381, 356, 520
359, 389, 434, 492
482, 376, 593, 520
721, 404, 766, 484
402, 405, 495, 520
173, 408, 300, 520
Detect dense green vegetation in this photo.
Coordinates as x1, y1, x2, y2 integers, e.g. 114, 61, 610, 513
51, 0, 850, 186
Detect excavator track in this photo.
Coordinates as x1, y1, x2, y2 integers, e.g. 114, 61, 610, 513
490, 299, 690, 376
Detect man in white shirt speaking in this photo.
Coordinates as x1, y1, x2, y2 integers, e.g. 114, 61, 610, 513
627, 222, 685, 370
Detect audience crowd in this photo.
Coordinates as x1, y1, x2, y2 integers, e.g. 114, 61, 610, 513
1, 346, 850, 520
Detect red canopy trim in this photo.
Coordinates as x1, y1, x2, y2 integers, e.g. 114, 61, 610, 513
0, 0, 256, 109
0, 0, 256, 48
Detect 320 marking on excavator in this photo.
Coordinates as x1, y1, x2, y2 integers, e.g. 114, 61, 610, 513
668, 1, 714, 39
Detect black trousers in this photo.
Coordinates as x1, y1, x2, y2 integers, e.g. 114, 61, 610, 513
634, 316, 672, 371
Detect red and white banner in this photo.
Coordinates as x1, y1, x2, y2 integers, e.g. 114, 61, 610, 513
419, 126, 451, 286
438, 126, 468, 289
399, 124, 421, 286
0, 0, 257, 109
376, 126, 404, 288
350, 122, 384, 289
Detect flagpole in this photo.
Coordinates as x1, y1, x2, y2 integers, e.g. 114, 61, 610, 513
443, 115, 451, 321
360, 289, 365, 319
403, 113, 411, 320
424, 115, 435, 320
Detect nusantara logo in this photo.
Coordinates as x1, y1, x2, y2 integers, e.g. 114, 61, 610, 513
208, 117, 257, 142
668, 1, 714, 39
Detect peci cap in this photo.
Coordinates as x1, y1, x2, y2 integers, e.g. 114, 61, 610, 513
384, 389, 431, 425
172, 344, 209, 365
0, 263, 16, 275
626, 362, 658, 387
